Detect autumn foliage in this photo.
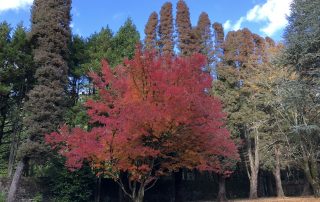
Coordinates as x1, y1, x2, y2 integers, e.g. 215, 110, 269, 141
46, 49, 238, 200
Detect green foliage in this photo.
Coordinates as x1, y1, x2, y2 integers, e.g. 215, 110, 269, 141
84, 18, 140, 72
284, 0, 320, 78
20, 0, 72, 164
33, 193, 43, 202
85, 26, 114, 73
46, 157, 96, 202
0, 22, 34, 175
0, 191, 5, 202
64, 97, 89, 129
111, 18, 140, 66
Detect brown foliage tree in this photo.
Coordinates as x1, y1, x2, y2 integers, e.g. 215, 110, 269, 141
144, 12, 158, 50
212, 22, 225, 65
176, 0, 193, 56
159, 2, 174, 55
196, 12, 214, 69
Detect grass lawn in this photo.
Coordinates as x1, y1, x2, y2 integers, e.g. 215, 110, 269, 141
231, 196, 320, 202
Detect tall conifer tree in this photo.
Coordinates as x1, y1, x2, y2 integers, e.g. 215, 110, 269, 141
196, 12, 214, 69
176, 0, 192, 56
7, 0, 72, 201
144, 12, 158, 50
159, 2, 174, 55
213, 22, 225, 62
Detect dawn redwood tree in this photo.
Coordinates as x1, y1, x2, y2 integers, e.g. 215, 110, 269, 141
158, 2, 174, 55
46, 49, 238, 202
176, 0, 192, 56
196, 12, 214, 69
212, 22, 225, 64
7, 0, 71, 201
144, 12, 158, 50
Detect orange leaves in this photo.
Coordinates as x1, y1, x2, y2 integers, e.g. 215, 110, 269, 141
46, 48, 238, 186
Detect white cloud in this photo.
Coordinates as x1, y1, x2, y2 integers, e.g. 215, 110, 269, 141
223, 17, 245, 32
224, 0, 293, 36
233, 17, 245, 31
223, 20, 231, 30
246, 0, 293, 36
0, 0, 33, 13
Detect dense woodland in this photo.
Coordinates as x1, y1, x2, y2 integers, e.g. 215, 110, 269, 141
0, 0, 320, 201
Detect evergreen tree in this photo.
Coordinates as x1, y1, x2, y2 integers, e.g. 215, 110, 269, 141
284, 0, 320, 79
158, 2, 174, 55
22, 0, 71, 155
111, 18, 140, 66
144, 12, 158, 50
0, 22, 12, 146
7, 0, 72, 201
6, 24, 35, 177
283, 0, 320, 197
0, 23, 34, 176
85, 26, 113, 72
69, 35, 89, 104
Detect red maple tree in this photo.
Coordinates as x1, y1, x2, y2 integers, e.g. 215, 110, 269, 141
46, 49, 238, 202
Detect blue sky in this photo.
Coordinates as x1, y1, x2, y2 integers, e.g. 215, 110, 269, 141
0, 0, 293, 41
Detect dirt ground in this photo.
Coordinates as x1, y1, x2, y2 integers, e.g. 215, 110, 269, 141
231, 196, 320, 202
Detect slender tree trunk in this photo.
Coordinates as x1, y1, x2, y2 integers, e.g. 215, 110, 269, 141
7, 159, 26, 202
95, 176, 101, 202
7, 139, 18, 177
302, 180, 312, 196
303, 157, 320, 197
119, 186, 128, 202
274, 146, 284, 197
0, 113, 6, 145
247, 131, 259, 199
8, 117, 21, 177
249, 170, 258, 199
217, 175, 227, 202
174, 170, 183, 202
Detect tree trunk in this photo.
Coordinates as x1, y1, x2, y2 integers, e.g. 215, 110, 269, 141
303, 157, 320, 197
302, 180, 312, 196
132, 196, 143, 202
7, 159, 26, 202
217, 175, 227, 202
95, 176, 101, 202
119, 186, 128, 202
247, 131, 259, 199
174, 170, 183, 202
7, 139, 18, 177
0, 112, 6, 145
8, 119, 21, 177
274, 146, 284, 197
249, 170, 258, 199
132, 186, 145, 202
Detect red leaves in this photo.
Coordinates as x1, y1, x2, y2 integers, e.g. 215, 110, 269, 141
46, 48, 238, 184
